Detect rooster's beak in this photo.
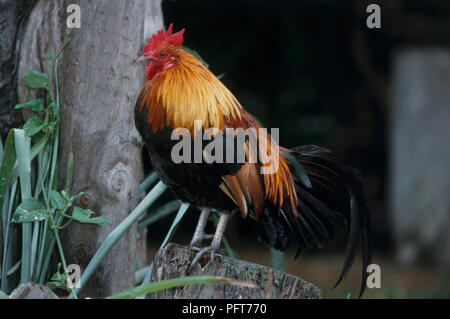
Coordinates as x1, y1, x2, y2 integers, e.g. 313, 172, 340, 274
137, 55, 156, 63
137, 55, 148, 63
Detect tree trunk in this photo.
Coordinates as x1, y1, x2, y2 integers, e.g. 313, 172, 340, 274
149, 243, 322, 299
389, 48, 450, 271
17, 0, 163, 297
0, 0, 36, 138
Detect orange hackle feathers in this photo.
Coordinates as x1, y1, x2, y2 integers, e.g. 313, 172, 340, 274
139, 49, 243, 135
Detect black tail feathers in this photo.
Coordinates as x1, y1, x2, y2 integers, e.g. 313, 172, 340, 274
258, 145, 372, 298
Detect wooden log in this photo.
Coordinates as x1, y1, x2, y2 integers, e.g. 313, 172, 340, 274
149, 243, 322, 299
17, 0, 164, 297
9, 282, 59, 299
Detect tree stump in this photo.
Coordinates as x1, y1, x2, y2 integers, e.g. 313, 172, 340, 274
9, 282, 59, 299
149, 243, 322, 299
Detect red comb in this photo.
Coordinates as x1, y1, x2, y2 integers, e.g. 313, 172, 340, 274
143, 23, 185, 55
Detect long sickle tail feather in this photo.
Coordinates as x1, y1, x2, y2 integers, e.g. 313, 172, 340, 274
280, 145, 372, 297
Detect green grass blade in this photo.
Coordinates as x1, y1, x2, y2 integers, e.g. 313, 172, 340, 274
6, 260, 21, 277
139, 171, 158, 193
138, 200, 181, 229
69, 181, 167, 298
135, 262, 154, 299
135, 201, 189, 292
270, 248, 284, 272
107, 276, 255, 299
0, 133, 17, 290
38, 236, 56, 284
135, 264, 152, 285
1, 181, 17, 292
30, 222, 40, 275
160, 203, 189, 248
14, 129, 33, 283
33, 152, 51, 282
134, 202, 190, 297
9, 134, 49, 187
47, 127, 59, 192
0, 130, 17, 214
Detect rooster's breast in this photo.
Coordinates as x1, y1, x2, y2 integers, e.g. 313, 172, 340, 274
134, 104, 241, 211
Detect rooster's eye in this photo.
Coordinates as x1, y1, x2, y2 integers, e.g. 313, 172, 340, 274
159, 51, 167, 58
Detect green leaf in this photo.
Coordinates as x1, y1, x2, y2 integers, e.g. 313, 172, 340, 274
24, 70, 49, 89
11, 198, 48, 223
23, 116, 45, 137
0, 130, 17, 212
14, 99, 44, 112
46, 263, 69, 292
49, 263, 68, 281
49, 190, 69, 210
71, 206, 112, 225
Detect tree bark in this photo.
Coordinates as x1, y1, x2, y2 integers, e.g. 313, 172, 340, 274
17, 0, 163, 297
0, 0, 36, 138
9, 282, 59, 299
389, 48, 450, 271
149, 243, 322, 299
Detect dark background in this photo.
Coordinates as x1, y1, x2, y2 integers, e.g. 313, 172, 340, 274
141, 0, 450, 298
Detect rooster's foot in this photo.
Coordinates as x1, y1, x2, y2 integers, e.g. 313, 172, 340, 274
187, 245, 220, 273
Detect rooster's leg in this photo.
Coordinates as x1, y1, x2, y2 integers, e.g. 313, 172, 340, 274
188, 212, 229, 272
189, 208, 213, 248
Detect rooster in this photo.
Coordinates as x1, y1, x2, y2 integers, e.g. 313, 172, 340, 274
135, 24, 372, 297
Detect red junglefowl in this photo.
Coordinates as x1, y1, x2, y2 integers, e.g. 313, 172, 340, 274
135, 24, 372, 297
